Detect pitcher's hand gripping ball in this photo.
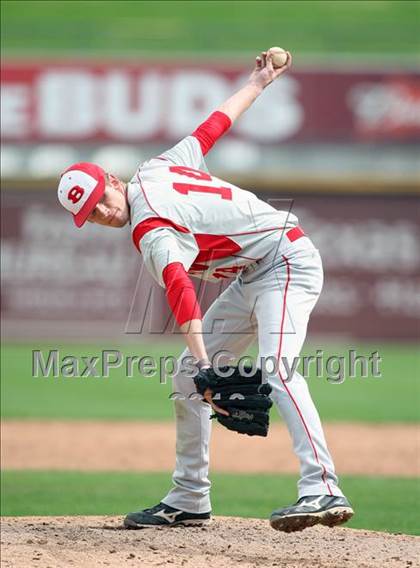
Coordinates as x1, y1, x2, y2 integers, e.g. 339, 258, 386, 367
194, 367, 273, 436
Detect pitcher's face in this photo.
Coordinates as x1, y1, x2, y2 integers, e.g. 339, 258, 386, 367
87, 174, 129, 228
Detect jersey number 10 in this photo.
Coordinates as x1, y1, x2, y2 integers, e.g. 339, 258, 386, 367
169, 166, 232, 200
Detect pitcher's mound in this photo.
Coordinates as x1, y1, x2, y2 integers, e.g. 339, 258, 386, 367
1, 516, 418, 567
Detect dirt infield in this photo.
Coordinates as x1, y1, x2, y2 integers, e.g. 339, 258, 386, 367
2, 420, 418, 476
1, 516, 419, 568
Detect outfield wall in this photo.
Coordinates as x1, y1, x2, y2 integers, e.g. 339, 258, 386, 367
2, 60, 420, 182
2, 187, 419, 341
2, 59, 419, 341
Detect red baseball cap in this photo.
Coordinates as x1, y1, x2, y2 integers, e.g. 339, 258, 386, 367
57, 162, 106, 227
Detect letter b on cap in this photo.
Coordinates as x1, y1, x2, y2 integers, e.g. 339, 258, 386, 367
68, 186, 84, 204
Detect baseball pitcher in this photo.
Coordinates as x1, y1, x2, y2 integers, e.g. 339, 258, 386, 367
58, 50, 354, 532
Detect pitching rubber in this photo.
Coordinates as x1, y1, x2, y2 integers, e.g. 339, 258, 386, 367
270, 506, 354, 533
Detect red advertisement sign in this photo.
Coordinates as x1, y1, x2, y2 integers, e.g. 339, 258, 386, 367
2, 188, 419, 341
2, 60, 420, 144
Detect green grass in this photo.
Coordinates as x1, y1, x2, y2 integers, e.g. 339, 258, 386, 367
2, 1, 419, 57
1, 471, 419, 535
1, 342, 177, 421
1, 342, 419, 422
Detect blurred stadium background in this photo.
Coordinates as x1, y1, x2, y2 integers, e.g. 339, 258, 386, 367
1, 0, 419, 534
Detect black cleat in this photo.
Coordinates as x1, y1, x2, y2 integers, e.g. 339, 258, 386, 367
124, 502, 211, 529
270, 495, 354, 533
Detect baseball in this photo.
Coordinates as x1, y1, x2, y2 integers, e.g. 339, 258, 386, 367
268, 46, 288, 68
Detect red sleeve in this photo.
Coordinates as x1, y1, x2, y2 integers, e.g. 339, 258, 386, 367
192, 111, 232, 156
162, 262, 202, 326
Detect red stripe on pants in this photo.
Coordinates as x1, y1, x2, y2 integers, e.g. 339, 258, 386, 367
276, 255, 333, 496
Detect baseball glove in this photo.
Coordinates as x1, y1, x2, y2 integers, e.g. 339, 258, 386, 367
193, 366, 273, 437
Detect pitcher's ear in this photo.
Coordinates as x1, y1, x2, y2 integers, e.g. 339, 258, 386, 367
107, 173, 119, 188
